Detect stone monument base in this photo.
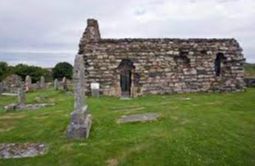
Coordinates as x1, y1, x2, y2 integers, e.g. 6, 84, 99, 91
67, 106, 92, 139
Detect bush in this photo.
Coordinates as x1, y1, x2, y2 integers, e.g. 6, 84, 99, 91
52, 62, 73, 80
13, 64, 50, 83
0, 62, 12, 81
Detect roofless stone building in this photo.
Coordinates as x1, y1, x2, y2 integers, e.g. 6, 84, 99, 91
78, 19, 245, 97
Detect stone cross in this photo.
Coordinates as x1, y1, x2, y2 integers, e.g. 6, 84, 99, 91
25, 75, 32, 92
67, 54, 92, 139
40, 76, 46, 89
54, 79, 59, 90
17, 81, 25, 106
62, 77, 68, 91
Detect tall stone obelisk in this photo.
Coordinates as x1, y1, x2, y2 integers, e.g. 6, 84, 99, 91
67, 54, 92, 139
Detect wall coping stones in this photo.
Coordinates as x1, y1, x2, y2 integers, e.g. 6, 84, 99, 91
98, 38, 238, 43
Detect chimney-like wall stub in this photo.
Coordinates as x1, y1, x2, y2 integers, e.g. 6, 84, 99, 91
78, 19, 101, 54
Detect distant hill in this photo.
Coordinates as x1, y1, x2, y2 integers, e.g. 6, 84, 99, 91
244, 63, 255, 77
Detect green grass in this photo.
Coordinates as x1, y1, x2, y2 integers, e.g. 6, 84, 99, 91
0, 89, 255, 166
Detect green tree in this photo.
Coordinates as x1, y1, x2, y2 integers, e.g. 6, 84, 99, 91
52, 62, 73, 79
0, 61, 11, 81
13, 64, 49, 83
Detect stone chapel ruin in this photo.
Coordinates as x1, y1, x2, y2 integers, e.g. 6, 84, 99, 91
79, 19, 245, 97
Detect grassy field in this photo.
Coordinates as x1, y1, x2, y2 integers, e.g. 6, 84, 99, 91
0, 89, 255, 166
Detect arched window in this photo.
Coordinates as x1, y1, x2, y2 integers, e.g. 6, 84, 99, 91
214, 53, 225, 76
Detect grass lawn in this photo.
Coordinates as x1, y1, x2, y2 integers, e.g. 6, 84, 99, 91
0, 88, 255, 166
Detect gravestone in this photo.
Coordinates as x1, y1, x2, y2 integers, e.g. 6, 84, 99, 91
62, 77, 68, 91
17, 82, 25, 106
36, 81, 40, 89
1, 74, 22, 93
0, 82, 3, 94
54, 79, 59, 90
67, 54, 92, 139
4, 80, 54, 111
40, 76, 46, 89
25, 75, 32, 92
91, 82, 100, 97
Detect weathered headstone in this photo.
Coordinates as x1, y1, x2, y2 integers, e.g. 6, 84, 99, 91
62, 77, 68, 91
67, 54, 92, 139
0, 82, 3, 94
91, 82, 100, 97
40, 76, 46, 89
1, 74, 22, 93
54, 79, 59, 90
4, 80, 54, 111
25, 75, 32, 92
35, 81, 40, 89
17, 82, 25, 106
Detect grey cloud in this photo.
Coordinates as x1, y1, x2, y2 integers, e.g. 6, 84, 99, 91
0, 0, 254, 67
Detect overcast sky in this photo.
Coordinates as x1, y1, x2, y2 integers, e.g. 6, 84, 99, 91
0, 0, 254, 67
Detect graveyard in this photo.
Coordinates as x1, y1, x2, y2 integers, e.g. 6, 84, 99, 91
0, 19, 254, 166
0, 23, 254, 166
0, 87, 255, 165
1, 1, 255, 165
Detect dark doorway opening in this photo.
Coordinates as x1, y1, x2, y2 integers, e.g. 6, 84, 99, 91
118, 59, 134, 97
120, 70, 131, 97
215, 53, 225, 76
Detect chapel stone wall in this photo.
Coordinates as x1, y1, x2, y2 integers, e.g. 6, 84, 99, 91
79, 19, 245, 97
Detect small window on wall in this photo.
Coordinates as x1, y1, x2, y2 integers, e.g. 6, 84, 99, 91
214, 53, 225, 76
174, 51, 190, 65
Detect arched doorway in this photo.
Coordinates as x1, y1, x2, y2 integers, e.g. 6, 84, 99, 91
118, 59, 134, 97
214, 53, 225, 76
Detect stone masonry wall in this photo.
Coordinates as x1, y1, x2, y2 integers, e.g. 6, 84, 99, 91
79, 19, 245, 97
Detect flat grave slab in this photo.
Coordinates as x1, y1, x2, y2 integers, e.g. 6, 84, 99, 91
112, 106, 145, 112
0, 143, 47, 159
117, 113, 160, 124
4, 103, 55, 111
1, 93, 18, 96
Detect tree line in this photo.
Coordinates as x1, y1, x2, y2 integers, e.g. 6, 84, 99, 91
0, 62, 73, 83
